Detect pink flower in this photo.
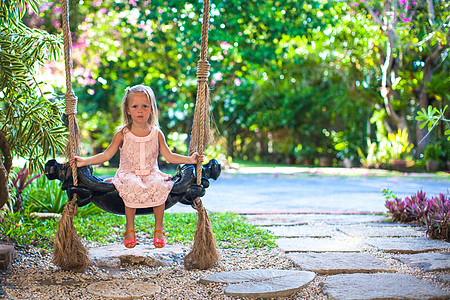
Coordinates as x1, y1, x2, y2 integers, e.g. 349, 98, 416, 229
402, 18, 411, 22
234, 78, 241, 86
399, 0, 406, 4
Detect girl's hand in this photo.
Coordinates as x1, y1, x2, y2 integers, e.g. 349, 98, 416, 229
190, 152, 205, 164
70, 156, 86, 167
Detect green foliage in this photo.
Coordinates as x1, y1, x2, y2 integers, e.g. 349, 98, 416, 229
0, 0, 66, 173
23, 175, 67, 214
386, 129, 414, 160
0, 210, 58, 249
357, 129, 414, 167
416, 105, 450, 142
22, 175, 104, 216
326, 129, 358, 161
129, 212, 275, 248
357, 138, 379, 168
423, 143, 443, 161
21, 0, 450, 166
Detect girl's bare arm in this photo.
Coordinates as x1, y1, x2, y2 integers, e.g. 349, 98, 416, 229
71, 131, 124, 167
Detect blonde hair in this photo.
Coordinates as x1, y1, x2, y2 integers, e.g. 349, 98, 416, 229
121, 85, 159, 127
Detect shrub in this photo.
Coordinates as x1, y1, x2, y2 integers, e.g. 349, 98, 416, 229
383, 188, 450, 242
23, 175, 104, 217
423, 144, 442, 161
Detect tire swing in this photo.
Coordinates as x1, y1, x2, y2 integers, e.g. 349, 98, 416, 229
53, 0, 218, 272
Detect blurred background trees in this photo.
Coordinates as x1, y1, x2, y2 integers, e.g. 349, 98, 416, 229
8, 0, 449, 171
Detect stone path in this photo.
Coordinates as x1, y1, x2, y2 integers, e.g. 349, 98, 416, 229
241, 213, 450, 299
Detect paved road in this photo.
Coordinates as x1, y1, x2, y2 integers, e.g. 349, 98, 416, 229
167, 168, 450, 214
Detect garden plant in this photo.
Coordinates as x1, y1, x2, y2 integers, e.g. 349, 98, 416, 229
383, 188, 450, 242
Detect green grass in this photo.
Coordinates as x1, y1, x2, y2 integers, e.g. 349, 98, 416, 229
233, 159, 293, 168
91, 167, 116, 177
1, 211, 276, 249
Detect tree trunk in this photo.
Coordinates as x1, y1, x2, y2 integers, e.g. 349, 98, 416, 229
0, 130, 12, 210
415, 43, 445, 154
380, 29, 408, 133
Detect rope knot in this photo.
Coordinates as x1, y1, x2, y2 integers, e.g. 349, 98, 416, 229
65, 91, 78, 115
197, 60, 210, 81
192, 197, 204, 211
63, 200, 78, 217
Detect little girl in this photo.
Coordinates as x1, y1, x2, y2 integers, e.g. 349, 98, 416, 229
70, 85, 203, 249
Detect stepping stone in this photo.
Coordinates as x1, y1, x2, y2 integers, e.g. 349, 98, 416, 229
245, 214, 386, 226
363, 237, 450, 253
265, 225, 336, 238
322, 273, 450, 300
320, 214, 387, 225
0, 244, 17, 271
394, 252, 450, 271
338, 225, 422, 238
86, 280, 161, 299
244, 214, 307, 226
89, 244, 187, 268
287, 252, 393, 274
277, 238, 360, 253
200, 269, 315, 298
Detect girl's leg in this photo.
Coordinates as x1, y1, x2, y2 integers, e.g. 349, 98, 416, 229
124, 206, 136, 240
153, 203, 165, 241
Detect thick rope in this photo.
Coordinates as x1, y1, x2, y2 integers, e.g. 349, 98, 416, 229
53, 0, 88, 272
184, 0, 219, 270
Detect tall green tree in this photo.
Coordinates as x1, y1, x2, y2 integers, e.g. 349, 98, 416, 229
349, 0, 450, 153
58, 0, 341, 161
0, 0, 66, 209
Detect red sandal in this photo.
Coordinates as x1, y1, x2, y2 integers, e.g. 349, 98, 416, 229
153, 230, 166, 248
124, 230, 136, 248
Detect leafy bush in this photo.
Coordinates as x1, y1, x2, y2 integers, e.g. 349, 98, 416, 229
22, 175, 104, 217
357, 129, 414, 168
383, 188, 450, 242
423, 143, 442, 161
386, 129, 414, 160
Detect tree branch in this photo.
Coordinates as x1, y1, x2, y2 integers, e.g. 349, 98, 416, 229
361, 2, 385, 29
427, 0, 435, 26
407, 15, 450, 48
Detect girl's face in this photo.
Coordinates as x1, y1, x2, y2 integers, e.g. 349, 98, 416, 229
127, 93, 152, 125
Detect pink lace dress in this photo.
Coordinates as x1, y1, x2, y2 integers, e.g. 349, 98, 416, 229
111, 126, 174, 208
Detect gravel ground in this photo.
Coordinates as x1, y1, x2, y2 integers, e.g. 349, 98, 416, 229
2, 238, 449, 299
2, 243, 327, 300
